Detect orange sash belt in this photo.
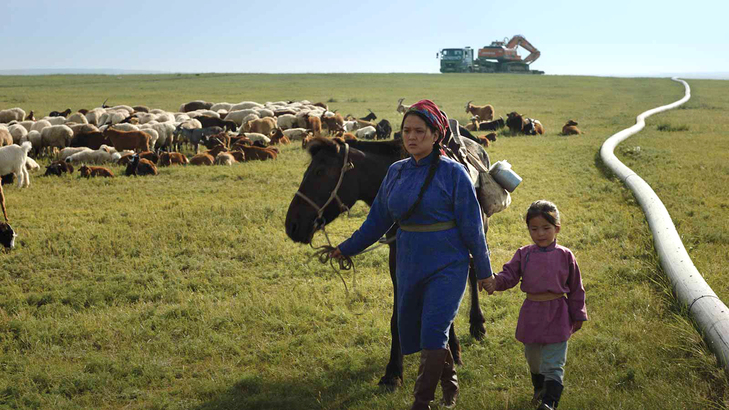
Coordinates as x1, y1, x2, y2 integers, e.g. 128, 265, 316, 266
526, 292, 566, 302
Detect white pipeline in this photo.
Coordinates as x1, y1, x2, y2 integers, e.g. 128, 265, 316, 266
600, 78, 729, 373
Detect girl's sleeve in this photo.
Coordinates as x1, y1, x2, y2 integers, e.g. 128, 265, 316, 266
494, 249, 523, 291
566, 251, 588, 322
337, 166, 395, 256
452, 164, 493, 279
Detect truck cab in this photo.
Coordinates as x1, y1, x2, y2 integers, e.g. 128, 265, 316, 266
439, 47, 474, 73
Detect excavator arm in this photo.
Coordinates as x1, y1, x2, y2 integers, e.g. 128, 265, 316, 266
505, 34, 541, 65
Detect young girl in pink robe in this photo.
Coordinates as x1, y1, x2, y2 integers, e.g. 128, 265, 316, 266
485, 200, 587, 410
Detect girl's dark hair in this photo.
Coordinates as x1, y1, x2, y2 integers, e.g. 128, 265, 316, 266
400, 111, 438, 135
525, 200, 561, 227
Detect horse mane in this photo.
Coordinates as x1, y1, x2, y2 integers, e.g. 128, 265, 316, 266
306, 137, 406, 160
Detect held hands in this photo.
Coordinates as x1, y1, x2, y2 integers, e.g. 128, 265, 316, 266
478, 275, 496, 295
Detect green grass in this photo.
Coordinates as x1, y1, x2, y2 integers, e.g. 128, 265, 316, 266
1, 74, 728, 409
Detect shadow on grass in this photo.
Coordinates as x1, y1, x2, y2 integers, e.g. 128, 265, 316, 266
195, 361, 389, 410
593, 150, 619, 181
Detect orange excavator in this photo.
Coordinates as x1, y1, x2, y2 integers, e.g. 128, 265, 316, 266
475, 35, 543, 73
438, 34, 543, 74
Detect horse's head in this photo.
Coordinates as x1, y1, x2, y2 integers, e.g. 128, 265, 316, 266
285, 137, 358, 244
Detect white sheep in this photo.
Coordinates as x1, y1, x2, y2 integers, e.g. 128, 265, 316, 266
66, 113, 88, 124
59, 147, 92, 161
214, 152, 235, 166
8, 124, 28, 144
241, 133, 271, 145
25, 157, 40, 172
230, 101, 263, 111
0, 141, 31, 188
256, 108, 275, 118
43, 116, 67, 126
109, 105, 134, 115
276, 114, 298, 130
66, 145, 113, 164
224, 109, 259, 126
18, 121, 34, 132
355, 125, 377, 140
0, 108, 26, 124
211, 102, 233, 112
85, 108, 106, 125
283, 128, 310, 141
30, 120, 52, 133
155, 112, 176, 123
40, 125, 74, 154
22, 130, 42, 156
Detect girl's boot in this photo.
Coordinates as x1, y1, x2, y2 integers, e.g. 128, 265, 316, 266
538, 380, 563, 409
530, 373, 545, 405
440, 346, 458, 408
411, 349, 447, 410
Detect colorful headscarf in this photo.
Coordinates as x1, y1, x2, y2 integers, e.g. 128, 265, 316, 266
402, 99, 449, 143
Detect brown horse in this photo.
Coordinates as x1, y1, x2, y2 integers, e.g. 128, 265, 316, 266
285, 136, 491, 389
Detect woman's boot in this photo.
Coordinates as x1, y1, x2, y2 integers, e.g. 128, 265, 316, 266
440, 346, 458, 408
538, 379, 563, 410
530, 372, 545, 405
411, 349, 448, 410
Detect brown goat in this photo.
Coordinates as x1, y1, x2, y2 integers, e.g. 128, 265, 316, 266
236, 145, 277, 161
243, 117, 277, 135
465, 101, 494, 122
561, 120, 582, 135
229, 150, 246, 162
103, 126, 151, 152
157, 152, 189, 166
189, 153, 215, 166
25, 110, 35, 121
79, 165, 114, 178
307, 116, 322, 137
269, 128, 291, 145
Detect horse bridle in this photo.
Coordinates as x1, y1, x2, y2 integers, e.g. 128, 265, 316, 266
295, 142, 355, 241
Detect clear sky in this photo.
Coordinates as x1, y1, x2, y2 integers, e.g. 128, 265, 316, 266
1, 0, 727, 77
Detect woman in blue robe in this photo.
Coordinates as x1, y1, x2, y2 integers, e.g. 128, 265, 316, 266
331, 99, 494, 410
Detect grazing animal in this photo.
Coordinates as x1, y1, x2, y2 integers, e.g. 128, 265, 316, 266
0, 129, 12, 147
201, 132, 231, 150
285, 136, 492, 389
25, 110, 35, 121
485, 132, 497, 142
0, 108, 26, 124
180, 100, 213, 112
157, 152, 189, 166
506, 112, 526, 135
561, 120, 582, 135
320, 112, 345, 134
376, 119, 392, 140
173, 125, 223, 153
396, 98, 411, 114
103, 126, 151, 152
243, 117, 277, 136
214, 152, 236, 165
70, 131, 111, 150
0, 221, 16, 249
282, 128, 311, 141
465, 101, 494, 122
0, 142, 32, 188
125, 155, 158, 176
44, 160, 74, 176
355, 125, 377, 140
49, 108, 72, 118
306, 116, 322, 137
65, 145, 113, 164
359, 110, 377, 122
235, 145, 277, 161
79, 165, 114, 178
269, 128, 291, 145
194, 115, 237, 132
189, 152, 214, 166
523, 118, 545, 135
477, 116, 505, 132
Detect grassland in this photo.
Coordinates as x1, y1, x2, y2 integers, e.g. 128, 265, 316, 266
0, 73, 728, 409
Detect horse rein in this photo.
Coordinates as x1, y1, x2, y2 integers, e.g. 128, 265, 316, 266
295, 142, 358, 293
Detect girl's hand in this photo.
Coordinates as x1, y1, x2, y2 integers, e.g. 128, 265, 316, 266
478, 275, 496, 294
572, 321, 583, 333
329, 247, 343, 260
